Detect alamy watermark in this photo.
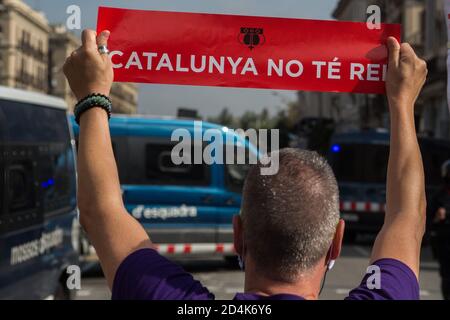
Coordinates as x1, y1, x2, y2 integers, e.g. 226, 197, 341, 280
66, 265, 81, 290
366, 265, 381, 290
171, 121, 280, 175
66, 5, 81, 30
367, 5, 381, 30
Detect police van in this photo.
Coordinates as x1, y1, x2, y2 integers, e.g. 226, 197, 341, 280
327, 129, 450, 240
0, 86, 79, 299
70, 115, 257, 258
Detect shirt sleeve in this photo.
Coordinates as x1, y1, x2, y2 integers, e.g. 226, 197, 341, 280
112, 248, 214, 300
345, 258, 420, 300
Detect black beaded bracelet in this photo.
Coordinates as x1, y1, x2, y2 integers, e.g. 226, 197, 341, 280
74, 93, 112, 125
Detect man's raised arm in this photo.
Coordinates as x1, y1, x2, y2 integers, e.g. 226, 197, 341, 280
64, 30, 152, 288
370, 37, 428, 277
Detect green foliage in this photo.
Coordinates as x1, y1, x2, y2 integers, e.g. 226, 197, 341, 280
207, 101, 306, 148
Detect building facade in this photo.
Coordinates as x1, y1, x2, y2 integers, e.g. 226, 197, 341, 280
109, 82, 139, 114
332, 0, 449, 139
48, 24, 139, 114
0, 0, 139, 114
0, 0, 50, 93
48, 25, 139, 114
421, 0, 448, 139
48, 24, 79, 109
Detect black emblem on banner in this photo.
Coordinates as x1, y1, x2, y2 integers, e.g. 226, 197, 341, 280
239, 27, 265, 50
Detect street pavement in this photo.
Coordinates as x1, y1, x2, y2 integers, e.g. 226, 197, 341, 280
75, 236, 443, 300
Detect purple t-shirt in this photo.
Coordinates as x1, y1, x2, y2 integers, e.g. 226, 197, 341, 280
112, 248, 419, 300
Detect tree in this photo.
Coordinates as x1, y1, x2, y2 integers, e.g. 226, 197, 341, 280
208, 107, 235, 127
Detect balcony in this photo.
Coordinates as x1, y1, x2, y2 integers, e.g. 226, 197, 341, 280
15, 72, 47, 91
18, 41, 47, 63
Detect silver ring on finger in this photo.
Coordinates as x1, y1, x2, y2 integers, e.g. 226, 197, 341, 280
98, 45, 110, 55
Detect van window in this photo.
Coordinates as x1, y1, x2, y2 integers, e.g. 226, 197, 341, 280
0, 154, 4, 216
420, 139, 450, 186
328, 143, 388, 184
117, 136, 210, 187
39, 144, 76, 213
225, 146, 252, 193
144, 143, 210, 186
0, 107, 4, 217
7, 163, 36, 213
330, 139, 450, 188
361, 144, 389, 183
226, 163, 251, 193
0, 100, 69, 143
0, 99, 76, 218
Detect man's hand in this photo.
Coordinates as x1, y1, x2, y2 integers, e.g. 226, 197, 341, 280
434, 208, 447, 223
65, 29, 152, 289
63, 29, 114, 100
370, 37, 427, 278
386, 37, 427, 109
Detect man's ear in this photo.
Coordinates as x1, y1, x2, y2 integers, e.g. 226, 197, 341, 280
232, 215, 244, 256
330, 219, 345, 260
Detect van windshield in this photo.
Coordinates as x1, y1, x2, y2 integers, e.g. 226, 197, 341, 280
225, 146, 254, 193
327, 143, 389, 184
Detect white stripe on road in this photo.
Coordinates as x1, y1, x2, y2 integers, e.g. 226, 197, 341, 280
225, 287, 245, 294
419, 290, 430, 297
76, 290, 92, 297
335, 288, 351, 295
353, 245, 371, 257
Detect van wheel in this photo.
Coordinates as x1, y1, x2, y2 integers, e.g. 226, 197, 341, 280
224, 255, 239, 269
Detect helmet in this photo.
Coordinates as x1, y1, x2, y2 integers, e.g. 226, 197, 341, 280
441, 160, 450, 180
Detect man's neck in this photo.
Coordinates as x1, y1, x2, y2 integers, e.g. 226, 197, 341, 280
243, 264, 324, 300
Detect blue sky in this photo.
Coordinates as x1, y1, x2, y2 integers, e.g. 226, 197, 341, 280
25, 0, 339, 117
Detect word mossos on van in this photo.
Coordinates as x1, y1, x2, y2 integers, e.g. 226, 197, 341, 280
10, 228, 64, 266
110, 51, 388, 83
170, 121, 279, 176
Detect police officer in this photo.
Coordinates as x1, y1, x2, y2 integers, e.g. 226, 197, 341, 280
430, 160, 450, 300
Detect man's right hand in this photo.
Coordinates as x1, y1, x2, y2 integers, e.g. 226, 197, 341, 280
385, 37, 427, 110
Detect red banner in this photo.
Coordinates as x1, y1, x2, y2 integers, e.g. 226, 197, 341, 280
97, 7, 401, 94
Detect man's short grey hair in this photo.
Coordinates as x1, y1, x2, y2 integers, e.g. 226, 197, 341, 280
241, 148, 340, 283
